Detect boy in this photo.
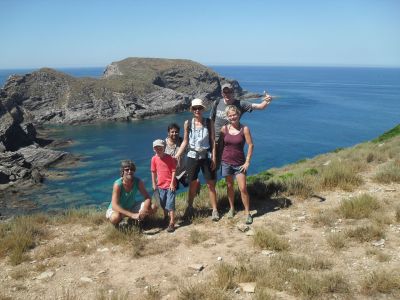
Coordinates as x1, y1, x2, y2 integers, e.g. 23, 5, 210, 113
151, 139, 177, 232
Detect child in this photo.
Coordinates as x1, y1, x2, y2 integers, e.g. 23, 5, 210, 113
151, 139, 177, 232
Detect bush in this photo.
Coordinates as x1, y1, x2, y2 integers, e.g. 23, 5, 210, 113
374, 160, 400, 183
253, 228, 289, 251
320, 160, 363, 191
338, 194, 380, 219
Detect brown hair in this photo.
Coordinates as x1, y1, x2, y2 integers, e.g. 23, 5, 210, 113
120, 160, 136, 176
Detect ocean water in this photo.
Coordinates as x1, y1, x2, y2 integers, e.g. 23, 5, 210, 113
1, 66, 399, 213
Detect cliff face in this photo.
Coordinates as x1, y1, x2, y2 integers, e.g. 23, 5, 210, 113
0, 57, 250, 192
0, 58, 246, 125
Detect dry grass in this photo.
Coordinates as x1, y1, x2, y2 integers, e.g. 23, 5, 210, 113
252, 228, 290, 251
326, 232, 347, 250
345, 224, 385, 243
103, 225, 144, 258
366, 248, 391, 262
0, 215, 48, 265
319, 160, 363, 191
338, 193, 380, 219
361, 269, 400, 296
311, 208, 339, 227
374, 160, 400, 183
186, 229, 209, 245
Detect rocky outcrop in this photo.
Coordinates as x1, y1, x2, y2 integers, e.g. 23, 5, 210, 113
0, 87, 67, 189
1, 58, 252, 125
0, 57, 257, 198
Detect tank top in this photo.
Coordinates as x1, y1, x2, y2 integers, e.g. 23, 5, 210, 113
221, 125, 245, 166
108, 177, 139, 209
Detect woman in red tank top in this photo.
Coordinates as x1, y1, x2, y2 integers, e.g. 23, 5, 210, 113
221, 105, 254, 224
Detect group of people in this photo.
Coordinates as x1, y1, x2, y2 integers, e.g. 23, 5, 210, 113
106, 83, 273, 232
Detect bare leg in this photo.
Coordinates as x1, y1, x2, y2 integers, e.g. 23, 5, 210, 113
206, 180, 218, 211
109, 212, 123, 225
236, 173, 250, 215
188, 180, 198, 207
225, 175, 235, 211
169, 210, 175, 225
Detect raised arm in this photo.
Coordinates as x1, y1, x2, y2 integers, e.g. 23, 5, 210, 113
251, 93, 273, 110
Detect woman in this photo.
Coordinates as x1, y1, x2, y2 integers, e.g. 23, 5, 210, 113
175, 98, 219, 221
220, 105, 254, 224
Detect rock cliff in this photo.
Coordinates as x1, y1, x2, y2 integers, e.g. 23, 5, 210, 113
0, 57, 255, 195
1, 57, 250, 125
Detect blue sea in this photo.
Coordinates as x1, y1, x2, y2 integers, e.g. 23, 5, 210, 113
1, 66, 399, 214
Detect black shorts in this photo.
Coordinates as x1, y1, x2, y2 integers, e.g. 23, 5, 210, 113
186, 157, 216, 182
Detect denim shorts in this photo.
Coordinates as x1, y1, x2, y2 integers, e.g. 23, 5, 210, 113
158, 188, 176, 211
221, 161, 245, 177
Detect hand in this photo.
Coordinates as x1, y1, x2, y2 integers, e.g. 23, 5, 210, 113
210, 158, 216, 171
130, 212, 140, 220
240, 162, 250, 173
263, 94, 272, 103
169, 183, 176, 192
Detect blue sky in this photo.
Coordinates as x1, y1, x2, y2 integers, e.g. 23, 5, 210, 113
0, 0, 399, 68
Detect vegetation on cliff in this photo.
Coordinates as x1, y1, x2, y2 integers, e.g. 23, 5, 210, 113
1, 124, 399, 299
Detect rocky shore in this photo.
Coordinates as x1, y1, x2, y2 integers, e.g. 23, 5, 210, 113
0, 57, 259, 210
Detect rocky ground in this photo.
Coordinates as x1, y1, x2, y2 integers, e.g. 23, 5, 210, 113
1, 165, 399, 300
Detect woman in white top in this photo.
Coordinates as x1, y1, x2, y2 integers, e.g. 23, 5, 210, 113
175, 98, 219, 221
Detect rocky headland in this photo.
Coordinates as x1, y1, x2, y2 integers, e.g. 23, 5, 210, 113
0, 57, 257, 207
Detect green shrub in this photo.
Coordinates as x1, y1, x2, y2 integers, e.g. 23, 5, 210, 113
373, 124, 400, 143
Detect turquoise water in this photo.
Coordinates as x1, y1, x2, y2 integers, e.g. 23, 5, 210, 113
1, 66, 400, 213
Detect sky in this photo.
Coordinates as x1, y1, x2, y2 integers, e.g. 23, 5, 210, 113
0, 0, 399, 69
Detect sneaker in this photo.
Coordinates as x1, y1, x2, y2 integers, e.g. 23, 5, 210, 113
227, 209, 235, 219
211, 210, 220, 222
245, 214, 253, 225
167, 223, 175, 233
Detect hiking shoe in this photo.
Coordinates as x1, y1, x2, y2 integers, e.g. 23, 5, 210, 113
211, 210, 220, 222
227, 209, 235, 219
167, 224, 175, 233
245, 214, 253, 225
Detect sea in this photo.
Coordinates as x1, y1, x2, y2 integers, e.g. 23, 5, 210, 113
1, 66, 399, 214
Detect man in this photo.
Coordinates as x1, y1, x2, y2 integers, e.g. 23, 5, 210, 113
106, 160, 157, 226
210, 83, 273, 168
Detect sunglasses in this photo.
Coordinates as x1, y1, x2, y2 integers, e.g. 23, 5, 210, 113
223, 89, 233, 94
123, 168, 134, 173
192, 106, 204, 111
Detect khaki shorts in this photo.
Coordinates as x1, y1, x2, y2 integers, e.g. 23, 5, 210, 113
106, 201, 145, 219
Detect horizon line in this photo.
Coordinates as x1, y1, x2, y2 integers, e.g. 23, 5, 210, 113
1, 63, 400, 71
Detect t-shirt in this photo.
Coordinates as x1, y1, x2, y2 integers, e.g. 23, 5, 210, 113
108, 177, 140, 209
164, 137, 182, 156
210, 99, 252, 141
151, 154, 176, 189
221, 126, 246, 166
